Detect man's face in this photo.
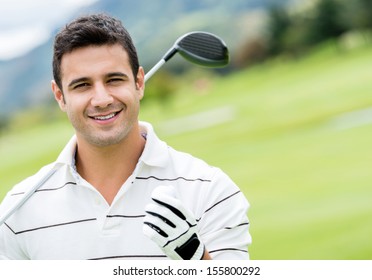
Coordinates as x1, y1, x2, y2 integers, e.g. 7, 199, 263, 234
52, 44, 144, 147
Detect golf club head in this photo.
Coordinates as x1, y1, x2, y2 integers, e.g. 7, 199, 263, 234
175, 31, 229, 67
145, 31, 229, 82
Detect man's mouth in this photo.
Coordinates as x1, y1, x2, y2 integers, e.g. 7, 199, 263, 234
89, 110, 122, 121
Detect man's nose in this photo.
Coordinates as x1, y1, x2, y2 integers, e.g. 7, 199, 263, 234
90, 84, 114, 108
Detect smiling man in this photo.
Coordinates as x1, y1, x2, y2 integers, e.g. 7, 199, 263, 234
52, 43, 146, 205
0, 13, 251, 260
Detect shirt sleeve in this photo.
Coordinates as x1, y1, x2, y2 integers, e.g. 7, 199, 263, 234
0, 225, 7, 260
197, 168, 252, 260
0, 193, 29, 260
0, 225, 10, 260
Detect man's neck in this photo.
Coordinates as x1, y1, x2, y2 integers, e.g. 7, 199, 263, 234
75, 126, 146, 205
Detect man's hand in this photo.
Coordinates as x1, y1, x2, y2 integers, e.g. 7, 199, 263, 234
143, 185, 205, 260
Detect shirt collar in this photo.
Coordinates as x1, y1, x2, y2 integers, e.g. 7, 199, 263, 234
55, 121, 169, 168
56, 135, 77, 166
138, 121, 169, 168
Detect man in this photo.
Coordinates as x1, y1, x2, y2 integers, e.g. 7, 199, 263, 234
0, 13, 251, 260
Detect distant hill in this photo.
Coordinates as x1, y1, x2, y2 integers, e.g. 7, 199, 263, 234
0, 0, 290, 117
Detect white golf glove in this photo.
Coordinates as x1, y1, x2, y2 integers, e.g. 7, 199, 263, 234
143, 185, 205, 260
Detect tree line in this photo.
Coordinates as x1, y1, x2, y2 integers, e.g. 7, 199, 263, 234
234, 0, 372, 68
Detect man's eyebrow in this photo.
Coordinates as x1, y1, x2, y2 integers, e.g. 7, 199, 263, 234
68, 77, 89, 88
106, 72, 129, 79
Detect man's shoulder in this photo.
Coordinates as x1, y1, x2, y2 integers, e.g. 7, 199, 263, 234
0, 162, 56, 210
10, 163, 56, 194
166, 146, 219, 179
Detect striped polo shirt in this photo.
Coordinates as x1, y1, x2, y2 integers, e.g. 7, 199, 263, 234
0, 122, 251, 260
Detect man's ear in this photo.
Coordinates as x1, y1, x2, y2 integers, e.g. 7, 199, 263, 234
136, 66, 145, 100
51, 80, 66, 111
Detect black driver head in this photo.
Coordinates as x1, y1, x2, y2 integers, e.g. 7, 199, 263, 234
175, 31, 229, 67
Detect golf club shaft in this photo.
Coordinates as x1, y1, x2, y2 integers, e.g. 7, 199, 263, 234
144, 59, 165, 82
144, 48, 178, 82
0, 166, 59, 226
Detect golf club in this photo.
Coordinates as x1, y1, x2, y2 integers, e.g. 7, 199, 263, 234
0, 164, 61, 227
144, 31, 229, 82
0, 31, 229, 227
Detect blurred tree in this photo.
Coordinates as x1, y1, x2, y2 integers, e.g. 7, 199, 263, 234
342, 0, 372, 30
280, 16, 312, 56
142, 71, 178, 106
234, 37, 269, 68
266, 6, 292, 56
264, 0, 354, 58
0, 117, 9, 135
305, 0, 347, 45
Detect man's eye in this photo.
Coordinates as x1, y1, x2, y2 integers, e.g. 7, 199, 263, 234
74, 83, 90, 89
108, 78, 124, 84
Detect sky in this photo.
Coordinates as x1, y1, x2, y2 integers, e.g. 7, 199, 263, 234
0, 0, 98, 60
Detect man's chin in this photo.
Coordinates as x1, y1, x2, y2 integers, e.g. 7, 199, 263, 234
79, 132, 127, 148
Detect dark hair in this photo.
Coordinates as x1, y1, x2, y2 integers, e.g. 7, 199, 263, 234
52, 13, 139, 90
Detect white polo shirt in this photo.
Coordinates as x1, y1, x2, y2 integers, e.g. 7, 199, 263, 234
0, 122, 251, 260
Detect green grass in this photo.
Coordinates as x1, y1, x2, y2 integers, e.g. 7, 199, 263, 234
1, 42, 372, 259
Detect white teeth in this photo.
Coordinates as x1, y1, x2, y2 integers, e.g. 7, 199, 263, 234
94, 113, 116, 120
